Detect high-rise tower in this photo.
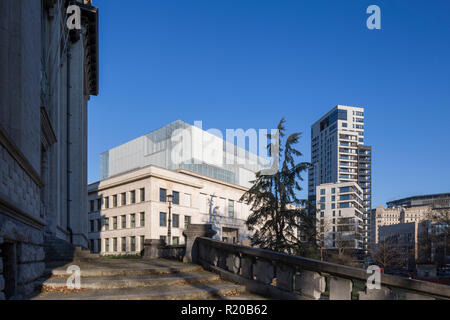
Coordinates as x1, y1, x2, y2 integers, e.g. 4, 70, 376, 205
309, 105, 372, 252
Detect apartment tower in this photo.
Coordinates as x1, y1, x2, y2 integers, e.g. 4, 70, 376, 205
309, 105, 372, 252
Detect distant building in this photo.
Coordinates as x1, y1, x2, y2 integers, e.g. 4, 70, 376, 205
88, 165, 254, 255
387, 192, 450, 209
309, 105, 372, 251
372, 205, 430, 246
316, 182, 365, 251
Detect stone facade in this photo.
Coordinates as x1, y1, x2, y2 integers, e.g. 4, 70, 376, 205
87, 165, 254, 255
0, 0, 98, 299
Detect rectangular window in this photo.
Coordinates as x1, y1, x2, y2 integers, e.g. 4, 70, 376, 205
172, 214, 179, 228
172, 191, 179, 205
160, 212, 167, 227
140, 235, 145, 251
320, 196, 325, 203
184, 216, 191, 229
105, 238, 109, 252
173, 237, 179, 245
131, 213, 136, 228
320, 189, 325, 195
113, 195, 117, 207
140, 188, 145, 202
140, 212, 145, 226
105, 218, 109, 230
130, 190, 136, 204
121, 192, 126, 206
113, 216, 117, 229
131, 237, 136, 251
121, 237, 126, 252
90, 239, 94, 251
121, 215, 126, 229
332, 195, 335, 201
97, 219, 101, 231
97, 198, 102, 211
90, 220, 94, 232
97, 239, 101, 253
185, 194, 191, 207
113, 238, 117, 252
160, 235, 166, 244
105, 197, 110, 208
320, 204, 325, 210
228, 200, 234, 218
332, 203, 336, 209
90, 200, 94, 212
331, 188, 335, 194
160, 188, 167, 202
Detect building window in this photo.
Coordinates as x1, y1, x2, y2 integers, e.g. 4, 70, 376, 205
113, 238, 117, 252
97, 239, 101, 253
320, 204, 325, 210
184, 216, 191, 229
160, 188, 167, 202
140, 236, 145, 251
113, 217, 117, 229
121, 237, 126, 252
320, 189, 325, 195
131, 237, 136, 251
332, 188, 335, 194
105, 238, 109, 252
90, 220, 94, 232
160, 235, 166, 244
320, 196, 325, 203
332, 203, 335, 209
160, 212, 167, 227
121, 215, 126, 229
113, 195, 117, 207
105, 218, 109, 230
185, 194, 191, 207
140, 188, 145, 202
173, 237, 179, 245
332, 196, 335, 201
140, 212, 145, 226
172, 191, 179, 205
97, 218, 101, 231
173, 214, 179, 228
97, 198, 102, 211
228, 200, 234, 218
90, 200, 94, 212
121, 192, 126, 206
131, 213, 136, 228
130, 190, 136, 204
105, 197, 109, 208
90, 239, 94, 251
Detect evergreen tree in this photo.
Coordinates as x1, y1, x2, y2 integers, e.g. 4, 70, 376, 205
240, 118, 316, 255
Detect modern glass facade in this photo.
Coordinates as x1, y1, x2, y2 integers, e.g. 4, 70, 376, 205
100, 120, 270, 188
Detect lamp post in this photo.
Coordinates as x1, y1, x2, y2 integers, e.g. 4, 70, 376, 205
166, 193, 173, 245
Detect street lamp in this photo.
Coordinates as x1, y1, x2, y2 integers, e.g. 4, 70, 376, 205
166, 193, 173, 245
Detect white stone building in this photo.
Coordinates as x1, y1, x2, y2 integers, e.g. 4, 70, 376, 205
0, 0, 98, 299
316, 182, 365, 250
88, 165, 253, 255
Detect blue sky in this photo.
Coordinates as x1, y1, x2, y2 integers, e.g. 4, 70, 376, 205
88, 0, 450, 206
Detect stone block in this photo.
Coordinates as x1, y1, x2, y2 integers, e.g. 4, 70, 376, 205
330, 277, 353, 300
295, 270, 326, 299
225, 254, 240, 274
276, 264, 295, 292
358, 286, 396, 300
18, 262, 45, 284
241, 256, 253, 279
254, 259, 274, 285
18, 244, 45, 263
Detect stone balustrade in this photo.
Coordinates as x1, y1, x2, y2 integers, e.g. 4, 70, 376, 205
190, 235, 450, 300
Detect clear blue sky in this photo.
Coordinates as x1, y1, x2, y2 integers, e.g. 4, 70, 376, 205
88, 0, 450, 207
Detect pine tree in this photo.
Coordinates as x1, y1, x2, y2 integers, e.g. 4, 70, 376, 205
240, 118, 316, 255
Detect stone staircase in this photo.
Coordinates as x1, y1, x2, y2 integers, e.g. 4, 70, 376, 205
30, 258, 265, 300
44, 236, 98, 263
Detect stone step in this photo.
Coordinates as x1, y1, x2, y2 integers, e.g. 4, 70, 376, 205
43, 263, 203, 278
32, 281, 246, 300
39, 271, 221, 290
